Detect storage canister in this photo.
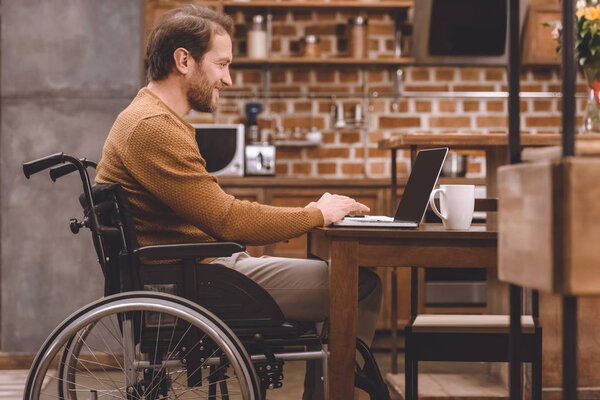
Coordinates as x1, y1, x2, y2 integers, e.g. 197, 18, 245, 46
247, 15, 267, 59
348, 16, 368, 58
301, 35, 321, 58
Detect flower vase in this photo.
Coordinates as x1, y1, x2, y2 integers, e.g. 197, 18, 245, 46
583, 63, 600, 133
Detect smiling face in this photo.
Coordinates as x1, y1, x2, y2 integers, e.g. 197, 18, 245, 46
186, 33, 233, 113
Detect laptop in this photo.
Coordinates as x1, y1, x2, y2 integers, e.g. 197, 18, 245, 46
333, 147, 448, 228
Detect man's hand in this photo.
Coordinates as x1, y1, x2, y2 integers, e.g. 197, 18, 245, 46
306, 192, 370, 225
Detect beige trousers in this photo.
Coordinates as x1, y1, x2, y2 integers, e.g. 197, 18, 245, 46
211, 252, 383, 399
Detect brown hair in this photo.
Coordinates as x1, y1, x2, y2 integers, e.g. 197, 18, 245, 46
145, 5, 233, 82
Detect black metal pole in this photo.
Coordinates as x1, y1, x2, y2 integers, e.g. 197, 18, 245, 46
563, 296, 578, 400
509, 284, 522, 400
391, 149, 397, 215
561, 0, 577, 397
562, 0, 576, 157
508, 0, 521, 164
391, 267, 398, 374
507, 0, 523, 396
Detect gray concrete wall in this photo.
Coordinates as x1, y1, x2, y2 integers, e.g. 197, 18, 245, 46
1, 0, 142, 352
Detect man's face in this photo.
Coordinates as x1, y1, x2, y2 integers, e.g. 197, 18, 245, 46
187, 33, 232, 113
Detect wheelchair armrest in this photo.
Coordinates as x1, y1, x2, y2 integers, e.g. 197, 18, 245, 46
134, 242, 245, 260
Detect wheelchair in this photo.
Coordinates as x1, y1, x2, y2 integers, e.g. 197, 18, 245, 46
21, 153, 391, 400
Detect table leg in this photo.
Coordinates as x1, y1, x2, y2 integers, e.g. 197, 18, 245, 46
509, 284, 522, 400
328, 238, 359, 400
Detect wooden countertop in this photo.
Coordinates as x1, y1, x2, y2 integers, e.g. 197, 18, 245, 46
378, 133, 600, 150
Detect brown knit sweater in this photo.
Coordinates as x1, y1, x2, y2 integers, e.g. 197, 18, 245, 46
96, 88, 324, 247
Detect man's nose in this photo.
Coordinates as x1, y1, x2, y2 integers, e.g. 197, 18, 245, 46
222, 68, 232, 87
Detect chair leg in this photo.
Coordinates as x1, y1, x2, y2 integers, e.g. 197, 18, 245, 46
322, 343, 329, 398
405, 329, 412, 400
532, 330, 543, 400
412, 360, 418, 400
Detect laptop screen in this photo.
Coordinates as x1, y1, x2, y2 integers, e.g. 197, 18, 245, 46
394, 148, 448, 222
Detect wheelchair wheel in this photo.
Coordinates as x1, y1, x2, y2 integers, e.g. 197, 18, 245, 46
24, 292, 261, 400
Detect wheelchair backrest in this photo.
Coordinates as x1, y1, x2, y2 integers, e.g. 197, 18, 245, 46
79, 183, 142, 295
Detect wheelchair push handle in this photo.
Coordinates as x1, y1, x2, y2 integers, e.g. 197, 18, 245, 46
23, 152, 65, 179
49, 159, 97, 181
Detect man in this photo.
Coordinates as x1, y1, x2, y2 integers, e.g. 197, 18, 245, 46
96, 5, 382, 399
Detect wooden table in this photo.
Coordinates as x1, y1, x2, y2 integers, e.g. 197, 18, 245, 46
307, 224, 497, 400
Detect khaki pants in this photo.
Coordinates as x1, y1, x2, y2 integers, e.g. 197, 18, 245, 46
211, 252, 382, 399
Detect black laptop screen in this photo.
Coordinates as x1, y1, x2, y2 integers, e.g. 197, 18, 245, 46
394, 148, 448, 222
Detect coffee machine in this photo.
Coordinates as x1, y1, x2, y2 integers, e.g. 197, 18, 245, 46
244, 103, 275, 176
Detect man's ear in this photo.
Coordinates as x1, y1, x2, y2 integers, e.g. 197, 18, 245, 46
173, 48, 191, 75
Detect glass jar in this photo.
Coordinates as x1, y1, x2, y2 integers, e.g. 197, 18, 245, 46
348, 16, 368, 58
583, 62, 600, 133
301, 35, 321, 58
247, 15, 267, 59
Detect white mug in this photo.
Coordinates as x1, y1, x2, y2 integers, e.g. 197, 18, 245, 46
429, 185, 475, 230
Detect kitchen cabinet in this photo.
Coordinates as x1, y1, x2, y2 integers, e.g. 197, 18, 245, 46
522, 3, 561, 65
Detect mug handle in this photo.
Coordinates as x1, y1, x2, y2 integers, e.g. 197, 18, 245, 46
429, 188, 447, 221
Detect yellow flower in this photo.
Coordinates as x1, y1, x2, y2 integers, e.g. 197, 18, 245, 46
589, 7, 600, 20
578, 6, 600, 21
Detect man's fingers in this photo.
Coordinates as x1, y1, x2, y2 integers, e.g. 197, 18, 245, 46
343, 202, 370, 216
349, 202, 370, 213
358, 202, 370, 213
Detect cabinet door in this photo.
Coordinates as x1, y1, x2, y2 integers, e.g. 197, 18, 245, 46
522, 4, 561, 65
375, 267, 413, 331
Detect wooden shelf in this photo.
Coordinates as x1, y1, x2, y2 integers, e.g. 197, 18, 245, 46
233, 56, 413, 66
378, 133, 600, 151
223, 1, 413, 10
273, 139, 321, 146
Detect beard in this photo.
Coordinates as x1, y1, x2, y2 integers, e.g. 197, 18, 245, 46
187, 69, 221, 113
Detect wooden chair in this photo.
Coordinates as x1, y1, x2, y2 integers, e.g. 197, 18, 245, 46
404, 198, 542, 400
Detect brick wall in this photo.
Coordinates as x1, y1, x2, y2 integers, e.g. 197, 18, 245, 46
186, 6, 588, 180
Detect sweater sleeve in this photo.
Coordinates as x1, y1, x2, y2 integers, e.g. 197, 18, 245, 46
122, 115, 324, 245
